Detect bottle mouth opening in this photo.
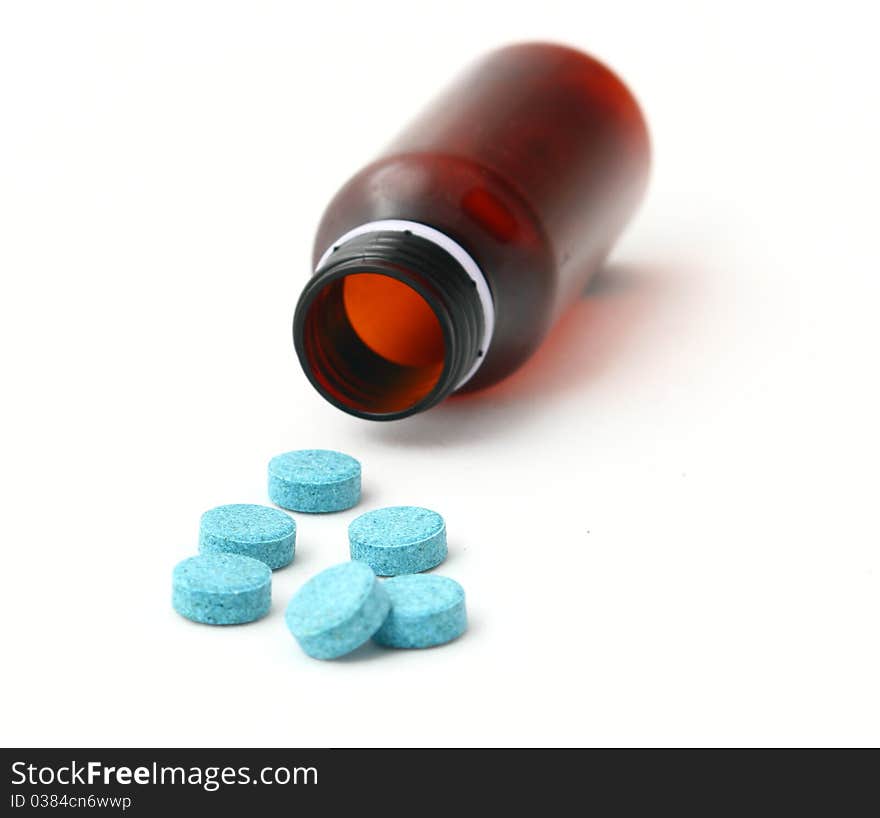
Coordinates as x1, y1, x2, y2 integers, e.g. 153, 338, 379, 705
295, 268, 452, 419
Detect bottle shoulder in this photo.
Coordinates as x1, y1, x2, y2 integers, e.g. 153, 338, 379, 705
312, 153, 559, 390
313, 153, 550, 264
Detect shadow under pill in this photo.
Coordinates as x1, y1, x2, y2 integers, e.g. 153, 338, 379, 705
332, 640, 389, 663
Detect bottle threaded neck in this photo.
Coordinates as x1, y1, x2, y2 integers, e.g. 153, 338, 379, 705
293, 229, 485, 420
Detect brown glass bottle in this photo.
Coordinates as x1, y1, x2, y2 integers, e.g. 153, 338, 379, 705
294, 42, 650, 420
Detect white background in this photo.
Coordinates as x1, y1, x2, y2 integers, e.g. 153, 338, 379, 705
1, 1, 878, 748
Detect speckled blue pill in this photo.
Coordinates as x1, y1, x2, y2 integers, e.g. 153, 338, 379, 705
373, 574, 467, 648
199, 504, 296, 569
268, 449, 361, 513
172, 553, 271, 625
348, 506, 446, 576
285, 562, 390, 659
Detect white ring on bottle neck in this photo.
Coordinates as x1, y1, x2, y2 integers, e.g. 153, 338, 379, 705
315, 219, 495, 389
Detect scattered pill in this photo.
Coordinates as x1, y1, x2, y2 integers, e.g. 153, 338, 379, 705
172, 553, 271, 625
373, 574, 467, 649
285, 561, 390, 659
199, 503, 296, 569
348, 506, 446, 576
268, 449, 361, 513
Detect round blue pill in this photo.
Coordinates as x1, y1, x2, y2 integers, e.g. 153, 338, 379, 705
268, 449, 361, 513
199, 504, 296, 569
172, 553, 271, 625
348, 506, 446, 576
285, 561, 390, 659
373, 574, 467, 648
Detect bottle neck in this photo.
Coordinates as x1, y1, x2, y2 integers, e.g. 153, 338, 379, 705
293, 224, 490, 420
